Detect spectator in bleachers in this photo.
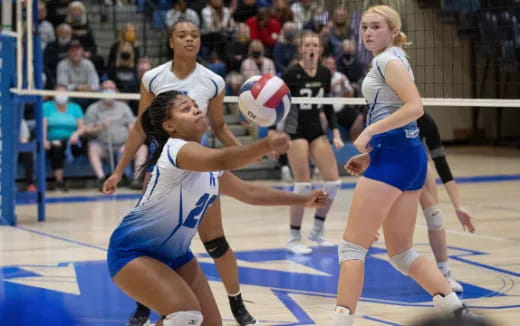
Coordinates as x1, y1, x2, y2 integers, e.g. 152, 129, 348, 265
270, 0, 293, 26
44, 23, 72, 89
43, 85, 85, 191
233, 0, 257, 23
201, 0, 235, 59
273, 22, 297, 74
241, 39, 276, 80
323, 56, 363, 141
108, 23, 140, 70
246, 7, 281, 57
85, 80, 147, 190
335, 39, 366, 93
290, 0, 316, 30
66, 1, 97, 56
302, 6, 327, 33
108, 41, 139, 104
46, 0, 72, 26
38, 1, 55, 50
57, 40, 100, 109
325, 7, 352, 58
225, 22, 251, 73
166, 0, 200, 27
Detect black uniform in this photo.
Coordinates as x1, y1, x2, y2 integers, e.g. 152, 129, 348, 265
417, 113, 454, 184
281, 63, 338, 143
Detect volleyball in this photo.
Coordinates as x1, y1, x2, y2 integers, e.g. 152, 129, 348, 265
238, 74, 291, 127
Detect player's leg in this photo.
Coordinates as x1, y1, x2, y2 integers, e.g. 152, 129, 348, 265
286, 138, 313, 254
308, 136, 341, 245
420, 164, 463, 292
198, 199, 257, 326
88, 141, 107, 190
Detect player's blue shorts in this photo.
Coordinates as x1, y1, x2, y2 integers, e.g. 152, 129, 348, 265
363, 127, 427, 191
107, 245, 195, 278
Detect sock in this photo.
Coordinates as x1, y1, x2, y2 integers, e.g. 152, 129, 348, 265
313, 215, 326, 233
290, 225, 301, 240
334, 306, 354, 326
228, 292, 243, 303
438, 261, 450, 276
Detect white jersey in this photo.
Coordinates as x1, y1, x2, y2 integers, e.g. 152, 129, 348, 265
109, 138, 222, 261
362, 46, 416, 129
141, 61, 225, 114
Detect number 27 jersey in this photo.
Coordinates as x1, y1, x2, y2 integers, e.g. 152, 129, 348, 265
281, 64, 332, 135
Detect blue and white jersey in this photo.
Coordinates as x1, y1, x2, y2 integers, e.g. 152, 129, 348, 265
109, 138, 222, 261
362, 46, 418, 131
141, 62, 225, 114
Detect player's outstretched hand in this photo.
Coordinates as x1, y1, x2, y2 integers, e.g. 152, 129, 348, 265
455, 206, 476, 233
304, 189, 329, 208
103, 174, 121, 194
268, 132, 290, 155
344, 153, 370, 176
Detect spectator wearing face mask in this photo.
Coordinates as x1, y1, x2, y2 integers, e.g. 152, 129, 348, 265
44, 23, 73, 89
246, 7, 281, 57
225, 23, 251, 73
302, 6, 327, 34
325, 7, 353, 58
273, 22, 297, 74
290, 0, 315, 30
85, 80, 147, 191
38, 2, 56, 50
43, 85, 85, 192
65, 1, 97, 56
335, 39, 366, 93
108, 24, 140, 70
241, 40, 276, 80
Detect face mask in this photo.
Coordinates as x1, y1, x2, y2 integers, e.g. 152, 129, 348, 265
284, 31, 296, 41
314, 15, 324, 24
102, 89, 116, 104
55, 94, 68, 105
252, 51, 262, 58
125, 31, 136, 42
343, 53, 353, 60
58, 37, 71, 46
71, 16, 82, 24
120, 51, 131, 60
238, 36, 249, 43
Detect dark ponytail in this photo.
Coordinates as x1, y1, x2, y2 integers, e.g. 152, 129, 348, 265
140, 90, 180, 174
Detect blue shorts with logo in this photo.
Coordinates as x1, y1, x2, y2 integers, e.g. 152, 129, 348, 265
363, 127, 427, 191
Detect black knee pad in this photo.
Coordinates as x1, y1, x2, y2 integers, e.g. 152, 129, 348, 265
203, 236, 229, 259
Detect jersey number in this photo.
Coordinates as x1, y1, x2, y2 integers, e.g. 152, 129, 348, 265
183, 194, 217, 229
299, 88, 324, 110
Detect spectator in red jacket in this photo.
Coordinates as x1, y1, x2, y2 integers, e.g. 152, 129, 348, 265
245, 7, 281, 57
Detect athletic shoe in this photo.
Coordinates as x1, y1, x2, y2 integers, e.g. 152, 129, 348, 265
307, 231, 335, 246
287, 238, 312, 255
229, 294, 258, 325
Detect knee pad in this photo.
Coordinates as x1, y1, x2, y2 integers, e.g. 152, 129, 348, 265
423, 205, 444, 231
389, 248, 419, 275
323, 180, 341, 200
203, 236, 229, 259
163, 310, 203, 326
338, 240, 368, 263
293, 182, 312, 195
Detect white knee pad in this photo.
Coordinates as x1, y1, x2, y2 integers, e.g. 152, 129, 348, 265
389, 248, 419, 275
293, 182, 312, 195
323, 180, 341, 200
338, 240, 368, 263
163, 311, 203, 326
423, 205, 444, 231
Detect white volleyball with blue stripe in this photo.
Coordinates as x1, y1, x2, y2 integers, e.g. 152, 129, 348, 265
238, 74, 291, 127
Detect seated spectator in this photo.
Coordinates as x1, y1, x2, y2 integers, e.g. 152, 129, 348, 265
290, 0, 316, 30
46, 0, 72, 26
270, 0, 293, 26
225, 22, 251, 73
302, 6, 327, 33
323, 56, 362, 141
38, 2, 55, 50
108, 23, 140, 70
57, 40, 100, 109
325, 7, 352, 58
166, 0, 200, 27
241, 40, 276, 80
233, 0, 257, 23
335, 39, 366, 92
85, 80, 147, 190
44, 23, 72, 89
273, 22, 298, 74
201, 0, 234, 60
245, 7, 281, 57
43, 85, 85, 191
108, 41, 139, 93
65, 1, 104, 75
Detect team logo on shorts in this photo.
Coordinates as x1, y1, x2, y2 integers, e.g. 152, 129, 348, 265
405, 128, 420, 138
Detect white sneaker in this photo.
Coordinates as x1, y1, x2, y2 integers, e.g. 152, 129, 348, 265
308, 231, 335, 246
287, 239, 312, 255
445, 271, 464, 293
281, 165, 292, 182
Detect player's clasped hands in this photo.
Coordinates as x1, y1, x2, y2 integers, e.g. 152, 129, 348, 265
304, 189, 329, 208
267, 132, 291, 155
